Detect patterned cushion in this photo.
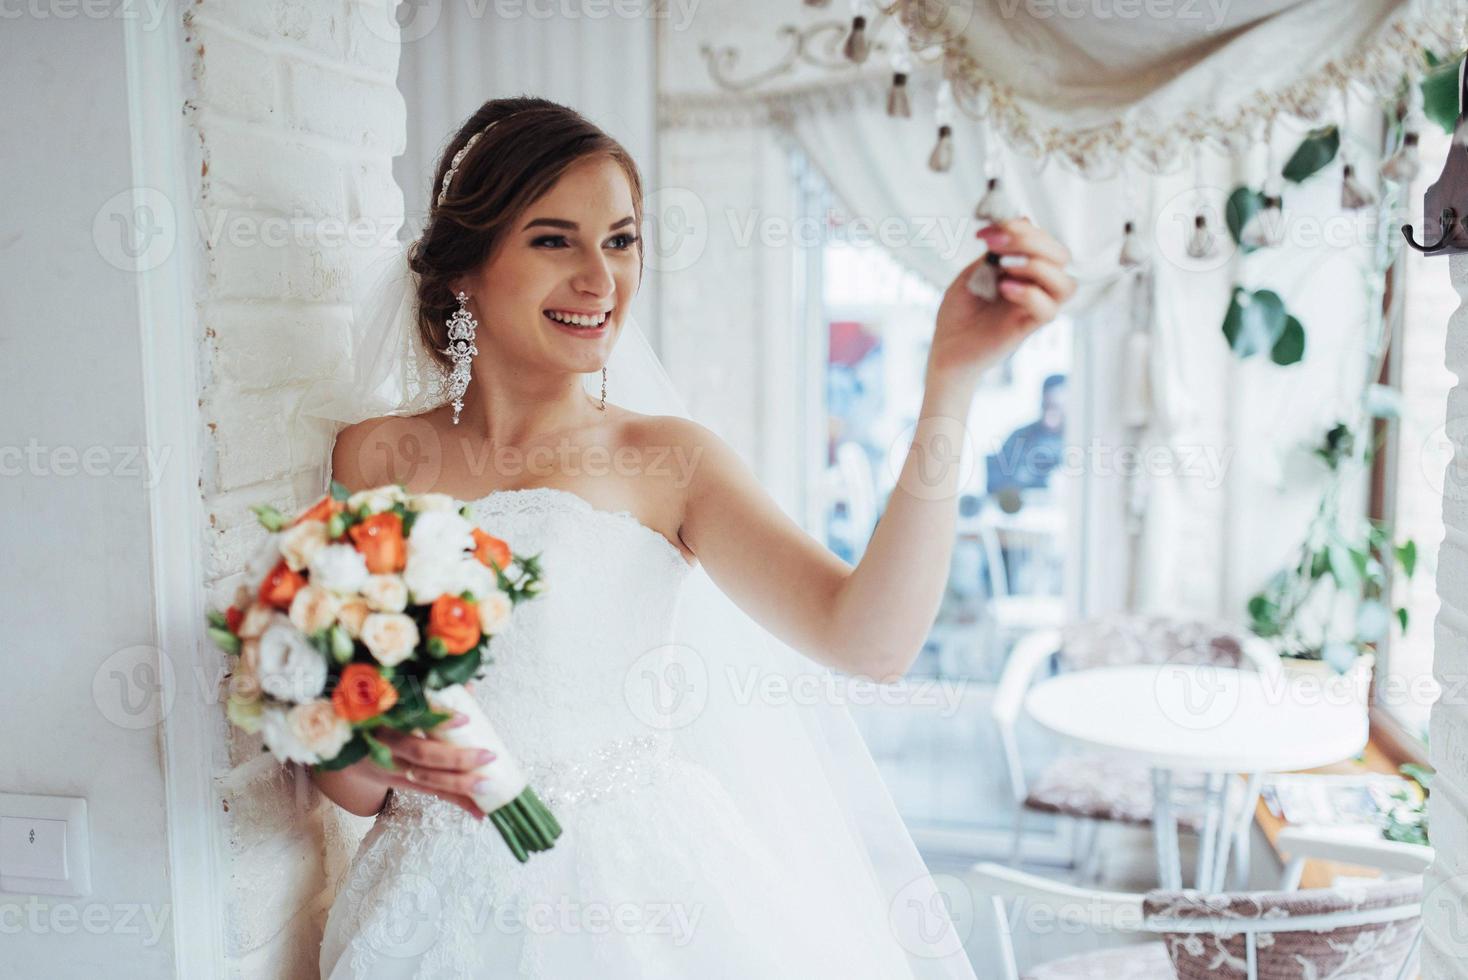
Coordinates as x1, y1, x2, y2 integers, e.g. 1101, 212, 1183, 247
1058, 615, 1248, 673
1024, 752, 1207, 829
1024, 941, 1174, 979
1143, 878, 1422, 979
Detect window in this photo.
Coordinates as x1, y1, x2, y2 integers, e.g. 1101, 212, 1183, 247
792, 147, 1077, 846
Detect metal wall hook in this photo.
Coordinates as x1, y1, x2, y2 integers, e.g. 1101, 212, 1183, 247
1403, 207, 1459, 252
1400, 57, 1468, 257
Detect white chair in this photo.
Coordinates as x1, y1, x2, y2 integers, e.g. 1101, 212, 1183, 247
974, 829, 1429, 980
993, 616, 1282, 877
1276, 823, 1434, 889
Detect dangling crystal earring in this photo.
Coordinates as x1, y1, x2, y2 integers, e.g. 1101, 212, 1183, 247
599, 366, 607, 412
443, 290, 478, 425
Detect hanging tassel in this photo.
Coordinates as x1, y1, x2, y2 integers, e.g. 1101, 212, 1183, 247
1381, 131, 1420, 184
886, 72, 911, 119
928, 124, 953, 173
965, 251, 1002, 301
1239, 192, 1284, 249
1340, 162, 1377, 210
1119, 220, 1149, 269
843, 16, 869, 64
973, 177, 1020, 224
1185, 212, 1216, 259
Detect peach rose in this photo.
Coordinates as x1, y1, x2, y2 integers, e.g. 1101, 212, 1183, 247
259, 559, 306, 611
288, 584, 341, 636
332, 663, 398, 723
428, 594, 481, 655
348, 511, 408, 574
360, 612, 421, 667
336, 598, 371, 639
289, 700, 352, 760
478, 590, 513, 635
471, 528, 511, 572
279, 519, 329, 572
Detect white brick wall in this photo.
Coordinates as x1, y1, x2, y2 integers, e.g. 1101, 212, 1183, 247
182, 0, 403, 974
1424, 255, 1468, 976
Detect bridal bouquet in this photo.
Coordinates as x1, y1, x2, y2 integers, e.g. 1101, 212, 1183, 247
204, 480, 562, 863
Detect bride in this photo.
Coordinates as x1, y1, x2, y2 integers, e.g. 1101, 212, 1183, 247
310, 96, 1074, 979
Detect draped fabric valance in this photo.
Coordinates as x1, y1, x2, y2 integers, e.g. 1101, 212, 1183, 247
664, 0, 1466, 178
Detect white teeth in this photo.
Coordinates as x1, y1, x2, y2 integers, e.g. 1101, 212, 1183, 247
545, 310, 607, 327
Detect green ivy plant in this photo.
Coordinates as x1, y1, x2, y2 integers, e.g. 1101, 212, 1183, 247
1246, 407, 1417, 671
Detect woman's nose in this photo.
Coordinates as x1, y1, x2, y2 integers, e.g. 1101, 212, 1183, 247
572, 250, 615, 297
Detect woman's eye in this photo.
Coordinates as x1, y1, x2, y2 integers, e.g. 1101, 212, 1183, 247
610, 233, 640, 250
531, 234, 640, 250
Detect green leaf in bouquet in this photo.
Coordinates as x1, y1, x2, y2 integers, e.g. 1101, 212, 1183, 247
206, 608, 229, 630
426, 635, 449, 659
329, 479, 351, 502
207, 626, 241, 655
401, 508, 419, 537
250, 503, 287, 532
329, 624, 355, 663
360, 728, 395, 770
309, 628, 334, 661
428, 647, 482, 688
327, 512, 347, 540
313, 734, 369, 771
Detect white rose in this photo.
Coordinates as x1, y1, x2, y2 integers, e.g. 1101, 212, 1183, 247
361, 574, 408, 613
479, 590, 513, 635
289, 700, 352, 761
360, 612, 421, 667
348, 485, 405, 515
450, 559, 496, 601
278, 520, 329, 572
257, 623, 328, 702
407, 510, 475, 561
403, 552, 459, 605
237, 603, 287, 640
307, 544, 370, 595
260, 705, 320, 765
288, 584, 341, 635
409, 492, 459, 513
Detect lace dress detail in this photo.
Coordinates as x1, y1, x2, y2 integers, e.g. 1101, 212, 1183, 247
318, 487, 918, 979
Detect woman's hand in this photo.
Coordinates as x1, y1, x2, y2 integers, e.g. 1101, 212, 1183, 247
364, 709, 495, 820
929, 217, 1076, 387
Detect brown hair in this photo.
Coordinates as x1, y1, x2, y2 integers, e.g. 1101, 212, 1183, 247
410, 96, 645, 369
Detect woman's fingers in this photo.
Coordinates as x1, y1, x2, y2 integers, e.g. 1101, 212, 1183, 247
374, 726, 494, 772
994, 256, 1075, 305
979, 217, 1072, 268
996, 278, 1061, 324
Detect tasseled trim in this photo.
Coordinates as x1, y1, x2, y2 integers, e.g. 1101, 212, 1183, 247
928, 124, 953, 173
973, 177, 1020, 223
886, 72, 911, 118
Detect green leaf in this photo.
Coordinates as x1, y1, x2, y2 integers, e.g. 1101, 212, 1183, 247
327, 512, 347, 539
207, 626, 241, 655
360, 729, 395, 769
1400, 762, 1435, 792
1270, 314, 1306, 366
1225, 186, 1266, 252
329, 625, 355, 664
1396, 539, 1418, 578
1282, 126, 1340, 183
429, 648, 482, 688
1222, 287, 1287, 359
329, 479, 351, 502
1421, 52, 1466, 135
313, 735, 369, 771
206, 608, 229, 629
1327, 542, 1361, 588
1397, 607, 1410, 632
250, 504, 286, 532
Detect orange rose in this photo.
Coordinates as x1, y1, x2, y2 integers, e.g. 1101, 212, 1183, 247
294, 494, 344, 527
259, 559, 306, 611
471, 528, 511, 572
348, 512, 407, 573
428, 595, 481, 655
332, 663, 398, 723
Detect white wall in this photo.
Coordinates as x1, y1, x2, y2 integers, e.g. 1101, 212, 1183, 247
0, 12, 176, 979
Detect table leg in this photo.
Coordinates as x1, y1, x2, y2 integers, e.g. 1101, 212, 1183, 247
1225, 772, 1263, 889
1194, 773, 1226, 890
1151, 768, 1181, 889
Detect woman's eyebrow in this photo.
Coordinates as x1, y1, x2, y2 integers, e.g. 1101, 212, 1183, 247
520, 216, 636, 232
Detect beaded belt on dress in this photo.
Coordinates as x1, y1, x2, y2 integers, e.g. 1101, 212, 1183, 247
383, 733, 682, 829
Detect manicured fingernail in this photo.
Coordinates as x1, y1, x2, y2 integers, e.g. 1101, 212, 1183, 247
450, 714, 469, 727
473, 779, 494, 795
998, 254, 1029, 268
978, 228, 1011, 246
476, 750, 495, 764
1000, 279, 1025, 294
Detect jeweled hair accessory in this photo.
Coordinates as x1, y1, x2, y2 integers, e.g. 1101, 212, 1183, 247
436, 117, 505, 208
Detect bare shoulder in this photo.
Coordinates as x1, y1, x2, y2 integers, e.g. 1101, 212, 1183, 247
617, 411, 751, 499
330, 410, 446, 492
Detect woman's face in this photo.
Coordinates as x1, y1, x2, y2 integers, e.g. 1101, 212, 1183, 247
460, 154, 642, 377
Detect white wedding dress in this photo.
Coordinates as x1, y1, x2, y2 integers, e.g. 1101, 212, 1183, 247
318, 486, 943, 979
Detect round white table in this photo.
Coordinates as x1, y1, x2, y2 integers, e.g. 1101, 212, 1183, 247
1024, 663, 1368, 890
